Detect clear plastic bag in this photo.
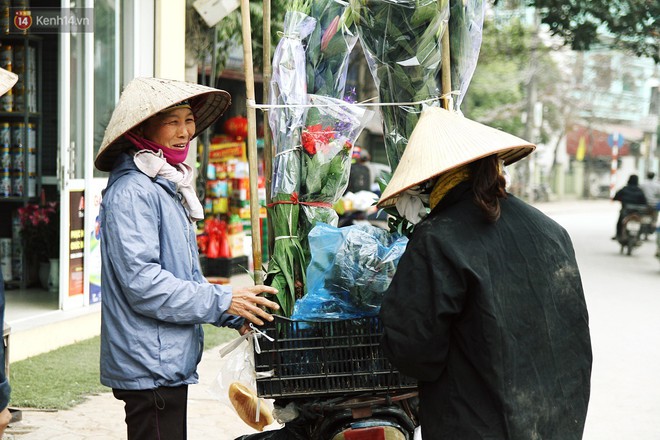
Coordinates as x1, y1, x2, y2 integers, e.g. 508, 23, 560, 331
210, 334, 275, 431
291, 222, 408, 320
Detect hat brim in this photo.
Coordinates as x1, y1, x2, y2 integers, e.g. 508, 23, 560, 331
94, 78, 231, 172
378, 107, 535, 208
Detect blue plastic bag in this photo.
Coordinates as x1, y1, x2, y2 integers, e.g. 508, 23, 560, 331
291, 223, 408, 320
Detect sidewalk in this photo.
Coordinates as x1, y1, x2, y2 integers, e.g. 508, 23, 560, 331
6, 340, 272, 440
6, 272, 280, 440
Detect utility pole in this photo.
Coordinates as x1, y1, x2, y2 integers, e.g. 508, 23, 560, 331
523, 8, 540, 202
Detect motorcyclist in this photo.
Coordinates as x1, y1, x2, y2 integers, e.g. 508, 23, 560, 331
640, 171, 660, 237
612, 174, 647, 240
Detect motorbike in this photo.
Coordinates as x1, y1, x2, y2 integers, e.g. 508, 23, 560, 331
616, 204, 653, 256
236, 316, 419, 440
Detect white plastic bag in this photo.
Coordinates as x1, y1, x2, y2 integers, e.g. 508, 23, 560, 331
210, 331, 275, 431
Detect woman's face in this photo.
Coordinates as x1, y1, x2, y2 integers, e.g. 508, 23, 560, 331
140, 107, 196, 150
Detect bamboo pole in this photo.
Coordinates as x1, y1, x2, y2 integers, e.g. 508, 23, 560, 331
441, 24, 451, 111
262, 0, 275, 259
240, 0, 264, 284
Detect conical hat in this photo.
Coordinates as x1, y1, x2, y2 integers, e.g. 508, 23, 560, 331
95, 77, 231, 171
378, 106, 535, 208
0, 67, 18, 96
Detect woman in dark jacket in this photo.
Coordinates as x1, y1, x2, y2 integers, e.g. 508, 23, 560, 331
378, 107, 592, 440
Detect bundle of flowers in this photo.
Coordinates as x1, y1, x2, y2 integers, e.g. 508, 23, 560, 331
350, 0, 484, 235
266, 0, 484, 314
266, 0, 316, 316
298, 94, 373, 243
305, 0, 358, 98
267, 0, 373, 316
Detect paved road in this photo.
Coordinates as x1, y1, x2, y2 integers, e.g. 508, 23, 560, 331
542, 199, 660, 440
6, 199, 660, 439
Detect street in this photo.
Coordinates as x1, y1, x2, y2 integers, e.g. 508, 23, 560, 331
7, 199, 660, 439
537, 199, 660, 439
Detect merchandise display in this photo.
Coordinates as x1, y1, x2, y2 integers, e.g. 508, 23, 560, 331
198, 135, 267, 276
0, 33, 42, 289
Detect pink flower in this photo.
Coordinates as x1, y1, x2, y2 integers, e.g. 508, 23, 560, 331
321, 16, 340, 51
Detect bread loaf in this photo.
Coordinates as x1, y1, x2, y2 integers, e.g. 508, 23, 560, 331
228, 382, 274, 431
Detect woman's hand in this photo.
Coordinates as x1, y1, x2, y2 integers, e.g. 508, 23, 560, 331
228, 285, 279, 326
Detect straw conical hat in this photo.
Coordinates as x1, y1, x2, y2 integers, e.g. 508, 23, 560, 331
378, 106, 535, 208
0, 67, 18, 96
95, 77, 231, 171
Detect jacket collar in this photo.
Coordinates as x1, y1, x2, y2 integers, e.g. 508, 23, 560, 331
106, 152, 177, 197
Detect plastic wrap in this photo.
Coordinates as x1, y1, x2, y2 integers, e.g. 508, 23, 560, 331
266, 9, 317, 316
352, 0, 450, 172
269, 10, 316, 196
449, 0, 485, 111
291, 222, 408, 320
299, 94, 374, 233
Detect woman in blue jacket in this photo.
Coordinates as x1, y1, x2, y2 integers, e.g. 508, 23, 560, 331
94, 77, 279, 439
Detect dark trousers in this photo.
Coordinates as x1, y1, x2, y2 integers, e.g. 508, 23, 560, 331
113, 385, 188, 440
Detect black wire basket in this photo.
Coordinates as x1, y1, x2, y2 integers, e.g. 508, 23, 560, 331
253, 316, 417, 399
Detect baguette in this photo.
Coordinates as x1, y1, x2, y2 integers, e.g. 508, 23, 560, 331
228, 382, 274, 431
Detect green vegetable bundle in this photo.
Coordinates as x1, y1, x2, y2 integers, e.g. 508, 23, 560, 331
350, 0, 450, 172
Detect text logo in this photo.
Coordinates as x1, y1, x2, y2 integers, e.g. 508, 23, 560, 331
13, 10, 32, 31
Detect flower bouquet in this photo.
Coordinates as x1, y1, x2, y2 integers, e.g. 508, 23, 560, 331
18, 202, 59, 263
266, 1, 316, 316
298, 94, 373, 243
305, 0, 358, 98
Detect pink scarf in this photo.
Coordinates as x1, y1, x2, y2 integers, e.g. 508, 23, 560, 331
124, 132, 190, 166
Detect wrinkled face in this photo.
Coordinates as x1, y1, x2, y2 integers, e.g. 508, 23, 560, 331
139, 107, 196, 150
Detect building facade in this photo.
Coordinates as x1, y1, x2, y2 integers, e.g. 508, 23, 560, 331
6, 0, 188, 362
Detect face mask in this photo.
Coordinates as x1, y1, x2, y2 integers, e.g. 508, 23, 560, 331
125, 132, 190, 165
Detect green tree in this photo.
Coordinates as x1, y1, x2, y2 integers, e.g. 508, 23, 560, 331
496, 0, 659, 62
463, 18, 564, 145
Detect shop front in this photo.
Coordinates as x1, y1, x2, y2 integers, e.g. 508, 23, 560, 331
2, 0, 181, 362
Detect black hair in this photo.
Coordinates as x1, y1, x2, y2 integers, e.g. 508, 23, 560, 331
469, 154, 507, 223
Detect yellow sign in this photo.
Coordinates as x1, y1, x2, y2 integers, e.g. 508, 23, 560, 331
576, 136, 586, 161
209, 141, 246, 163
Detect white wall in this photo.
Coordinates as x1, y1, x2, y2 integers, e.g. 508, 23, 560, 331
155, 0, 186, 80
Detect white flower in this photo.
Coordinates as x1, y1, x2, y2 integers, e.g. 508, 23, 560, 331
395, 187, 429, 224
